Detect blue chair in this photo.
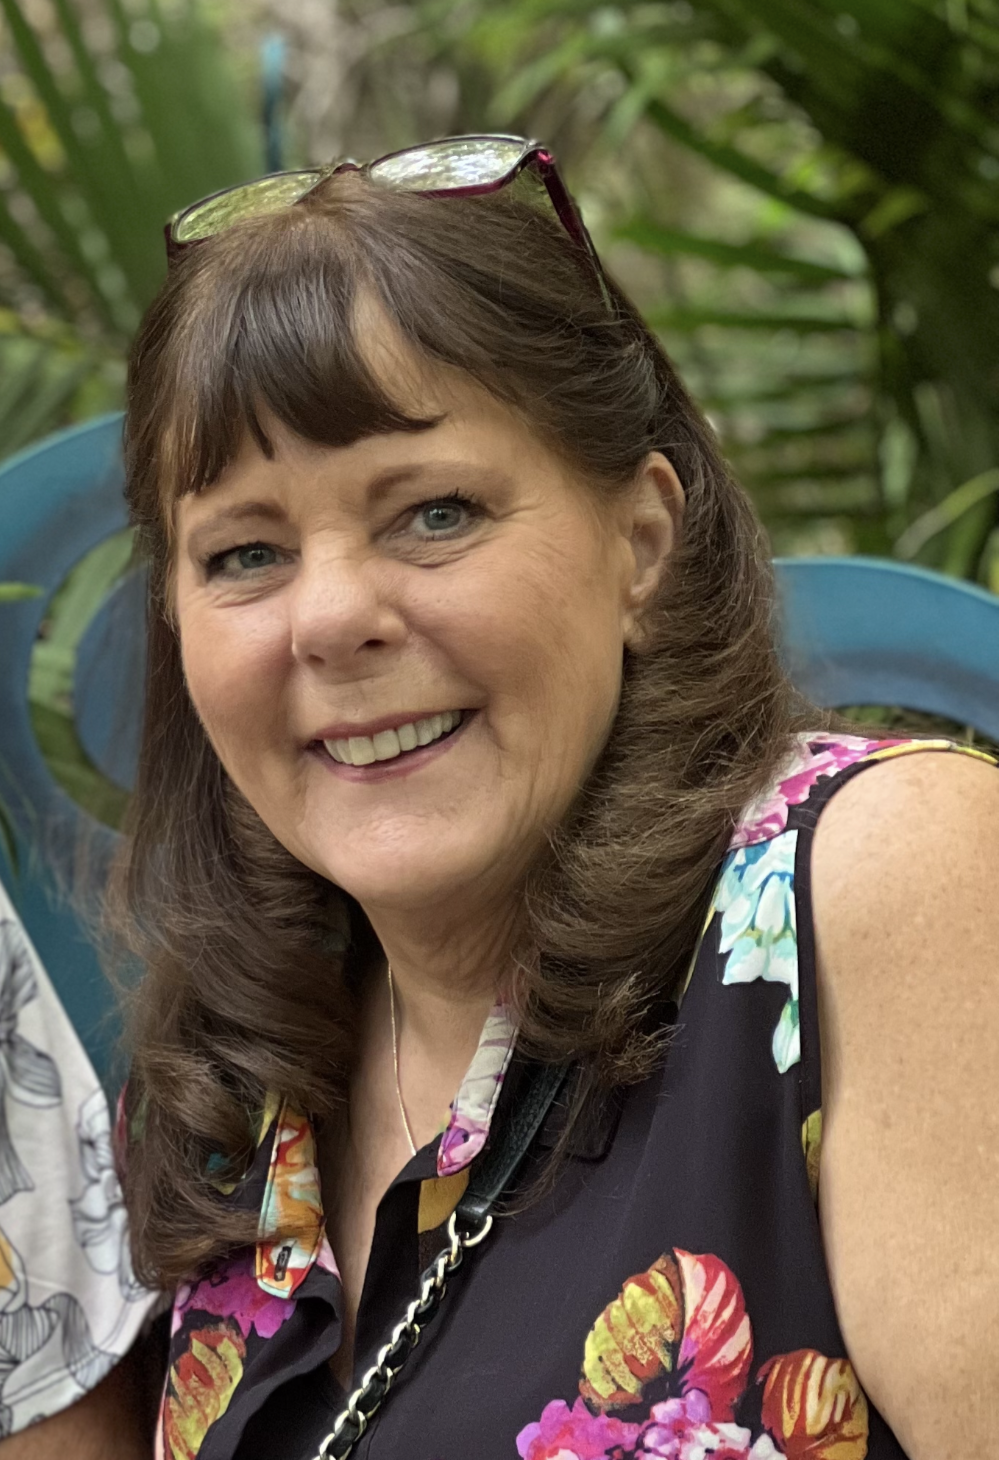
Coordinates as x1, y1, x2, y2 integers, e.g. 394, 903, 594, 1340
777, 555, 999, 740
2, 414, 998, 1085
0, 415, 138, 1088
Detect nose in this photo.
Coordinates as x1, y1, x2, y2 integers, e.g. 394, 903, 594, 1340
289, 546, 406, 668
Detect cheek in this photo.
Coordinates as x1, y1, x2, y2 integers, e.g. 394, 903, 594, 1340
431, 530, 625, 729
177, 603, 284, 764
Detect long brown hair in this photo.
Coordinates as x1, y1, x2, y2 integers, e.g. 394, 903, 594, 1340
114, 170, 809, 1287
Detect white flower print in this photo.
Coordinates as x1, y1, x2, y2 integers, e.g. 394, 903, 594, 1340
0, 920, 62, 1203
713, 831, 800, 1073
69, 1091, 143, 1301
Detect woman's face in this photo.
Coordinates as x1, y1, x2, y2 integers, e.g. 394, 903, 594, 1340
173, 325, 681, 922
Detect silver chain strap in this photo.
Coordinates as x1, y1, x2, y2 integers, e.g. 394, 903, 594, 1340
310, 1209, 494, 1460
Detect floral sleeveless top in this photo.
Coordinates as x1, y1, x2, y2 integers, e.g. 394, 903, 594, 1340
154, 733, 997, 1460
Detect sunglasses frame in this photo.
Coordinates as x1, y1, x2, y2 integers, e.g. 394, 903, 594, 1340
164, 133, 612, 306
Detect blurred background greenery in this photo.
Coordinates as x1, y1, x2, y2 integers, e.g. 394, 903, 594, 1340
0, 0, 997, 588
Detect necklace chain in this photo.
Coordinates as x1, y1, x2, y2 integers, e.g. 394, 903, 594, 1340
387, 964, 418, 1158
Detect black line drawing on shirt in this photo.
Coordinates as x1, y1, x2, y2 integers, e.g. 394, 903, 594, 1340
0, 920, 62, 1204
70, 1091, 145, 1301
0, 1220, 116, 1435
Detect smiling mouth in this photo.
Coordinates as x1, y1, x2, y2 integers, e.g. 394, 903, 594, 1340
320, 711, 465, 767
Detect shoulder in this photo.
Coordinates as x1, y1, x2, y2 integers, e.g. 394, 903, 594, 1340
810, 743, 998, 1003
808, 744, 999, 1455
812, 738, 998, 882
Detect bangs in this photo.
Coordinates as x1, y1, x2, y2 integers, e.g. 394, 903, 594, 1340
152, 203, 439, 511
127, 169, 652, 555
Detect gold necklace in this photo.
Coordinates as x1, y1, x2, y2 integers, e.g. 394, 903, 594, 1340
387, 964, 418, 1158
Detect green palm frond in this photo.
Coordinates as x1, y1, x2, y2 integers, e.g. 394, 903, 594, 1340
403, 0, 998, 584
0, 0, 261, 457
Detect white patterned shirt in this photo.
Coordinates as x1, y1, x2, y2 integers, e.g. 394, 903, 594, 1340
0, 877, 158, 1435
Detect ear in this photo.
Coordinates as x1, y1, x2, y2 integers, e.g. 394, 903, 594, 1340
620, 451, 685, 648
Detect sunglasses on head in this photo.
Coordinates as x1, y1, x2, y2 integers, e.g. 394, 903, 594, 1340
165, 132, 613, 308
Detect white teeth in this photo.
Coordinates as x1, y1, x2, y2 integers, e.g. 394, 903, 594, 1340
348, 736, 376, 766
323, 711, 462, 766
372, 729, 401, 761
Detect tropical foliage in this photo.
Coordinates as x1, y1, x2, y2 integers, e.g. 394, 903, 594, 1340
380, 0, 999, 586
1, 0, 997, 584
0, 0, 262, 457
0, 0, 262, 862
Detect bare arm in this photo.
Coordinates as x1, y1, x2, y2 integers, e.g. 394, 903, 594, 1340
813, 749, 999, 1460
0, 1340, 158, 1460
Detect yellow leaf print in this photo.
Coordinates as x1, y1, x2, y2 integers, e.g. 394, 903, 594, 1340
163, 1323, 246, 1460
580, 1254, 682, 1411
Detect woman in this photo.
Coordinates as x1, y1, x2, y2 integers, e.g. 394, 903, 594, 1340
104, 136, 994, 1460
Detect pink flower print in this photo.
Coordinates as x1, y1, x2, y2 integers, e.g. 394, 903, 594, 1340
438, 1002, 517, 1177
730, 734, 902, 849
639, 1419, 755, 1458
174, 1248, 293, 1341
636, 1391, 710, 1455
635, 1395, 784, 1458
517, 1398, 642, 1460
518, 1250, 865, 1459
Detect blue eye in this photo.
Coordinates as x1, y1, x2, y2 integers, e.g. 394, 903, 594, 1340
204, 542, 282, 578
235, 544, 277, 570
412, 496, 478, 538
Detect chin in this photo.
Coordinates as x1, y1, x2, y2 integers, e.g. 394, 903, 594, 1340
309, 834, 508, 913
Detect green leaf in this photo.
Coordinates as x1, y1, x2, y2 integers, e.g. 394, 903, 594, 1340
0, 797, 16, 877
0, 0, 147, 306
0, 336, 103, 461
0, 199, 74, 316
0, 96, 120, 331
0, 583, 42, 601
894, 469, 999, 559
24, 530, 136, 831
647, 306, 859, 332
0, 0, 261, 334
28, 701, 130, 830
643, 96, 844, 222
615, 218, 857, 283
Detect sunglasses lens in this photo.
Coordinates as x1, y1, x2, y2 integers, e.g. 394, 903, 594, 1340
172, 171, 322, 244
369, 137, 526, 191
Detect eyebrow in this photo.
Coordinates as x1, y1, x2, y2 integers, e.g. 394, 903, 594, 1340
183, 501, 288, 557
364, 460, 514, 500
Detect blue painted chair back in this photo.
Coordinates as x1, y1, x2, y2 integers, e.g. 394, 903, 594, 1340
1, 413, 997, 1085
777, 556, 999, 739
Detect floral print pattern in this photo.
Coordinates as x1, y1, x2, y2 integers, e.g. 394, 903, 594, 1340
438, 1001, 517, 1176
0, 916, 62, 1202
157, 997, 518, 1458
70, 1090, 144, 1300
518, 1249, 867, 1460
713, 834, 799, 1073
162, 1322, 246, 1460
731, 735, 897, 850
173, 1249, 293, 1343
255, 1099, 332, 1298
713, 734, 995, 1076
0, 881, 155, 1438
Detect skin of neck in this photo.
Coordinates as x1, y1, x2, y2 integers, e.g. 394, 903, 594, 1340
365, 889, 522, 1055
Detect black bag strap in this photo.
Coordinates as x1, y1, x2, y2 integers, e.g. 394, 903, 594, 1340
455, 1058, 568, 1226
312, 1061, 569, 1459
